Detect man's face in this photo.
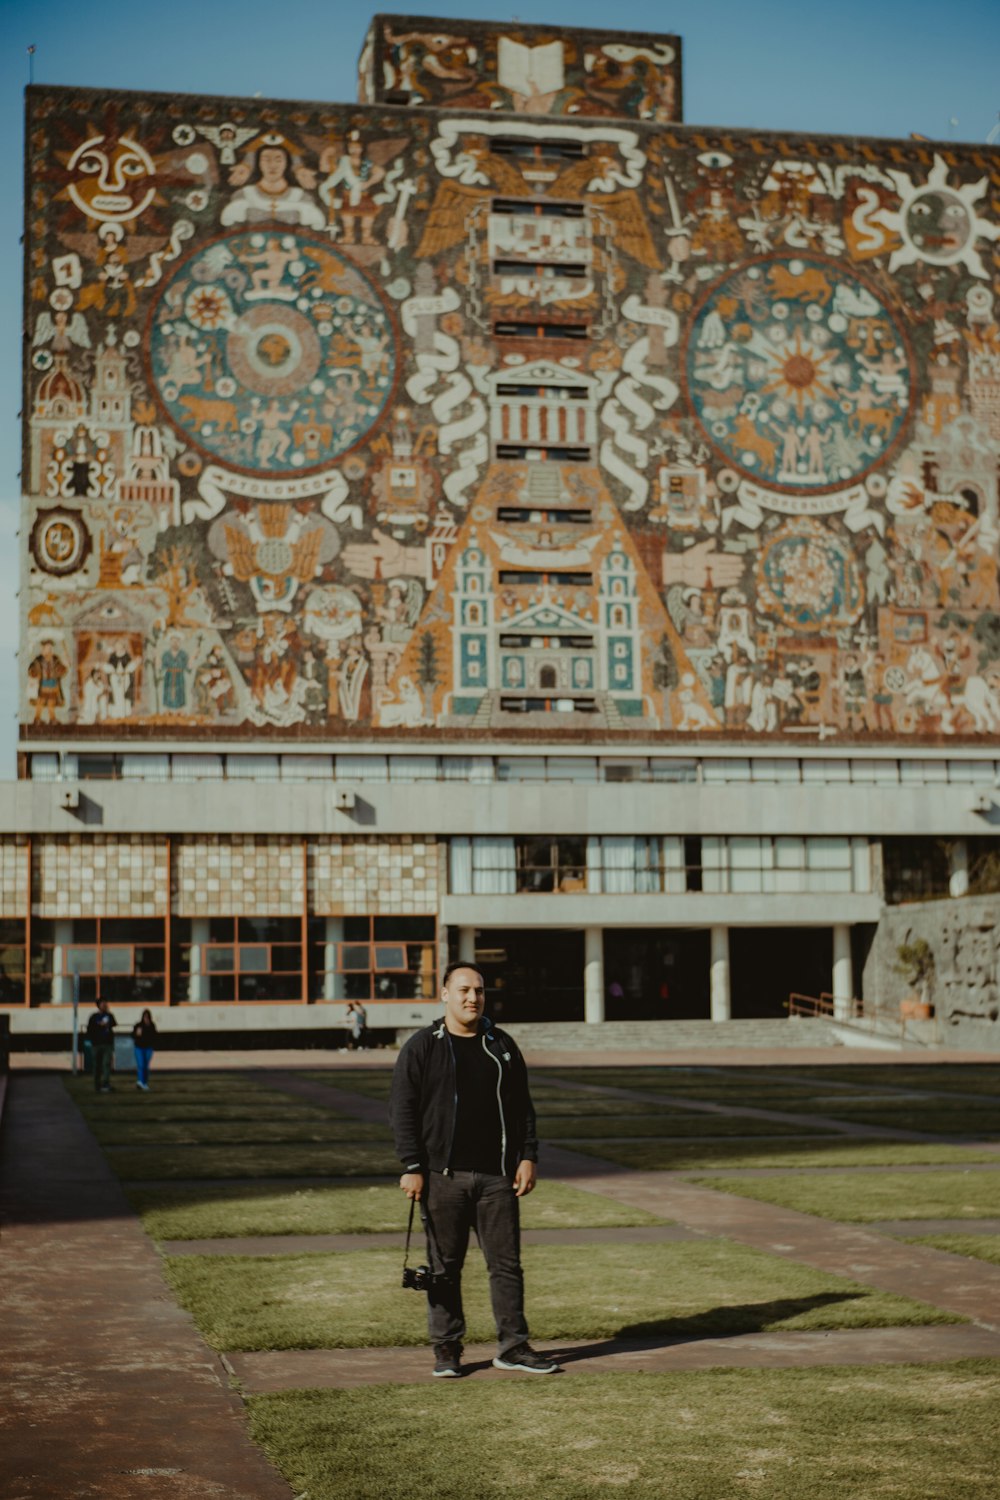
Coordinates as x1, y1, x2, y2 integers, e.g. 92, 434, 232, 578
442, 967, 485, 1033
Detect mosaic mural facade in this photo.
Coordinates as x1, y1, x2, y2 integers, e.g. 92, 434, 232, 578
21, 20, 1000, 744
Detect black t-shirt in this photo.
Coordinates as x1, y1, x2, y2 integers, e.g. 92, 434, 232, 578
86, 1010, 117, 1045
449, 1033, 503, 1174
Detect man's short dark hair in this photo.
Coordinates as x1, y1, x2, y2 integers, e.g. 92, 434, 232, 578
441, 960, 484, 989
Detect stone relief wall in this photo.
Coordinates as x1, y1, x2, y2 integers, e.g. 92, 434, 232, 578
865, 894, 1000, 1046
21, 55, 1000, 744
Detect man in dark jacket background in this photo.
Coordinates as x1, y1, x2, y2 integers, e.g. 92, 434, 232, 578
85, 998, 117, 1093
389, 961, 560, 1378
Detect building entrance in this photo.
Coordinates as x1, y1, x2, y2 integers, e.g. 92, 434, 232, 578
471, 929, 584, 1022
730, 928, 832, 1018
603, 929, 711, 1020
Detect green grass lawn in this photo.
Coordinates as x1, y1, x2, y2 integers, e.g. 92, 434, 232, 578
802, 1104, 1000, 1137
906, 1234, 1000, 1268
247, 1361, 1000, 1500
687, 1170, 1000, 1222
74, 1097, 335, 1119
523, 1094, 694, 1116
537, 1112, 832, 1138
107, 1141, 400, 1180
786, 1067, 1000, 1096
163, 1238, 961, 1352
89, 1118, 392, 1146
131, 1179, 667, 1241
566, 1138, 1000, 1170
302, 1071, 394, 1098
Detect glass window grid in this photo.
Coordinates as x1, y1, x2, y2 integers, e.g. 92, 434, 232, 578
198, 938, 302, 1002
451, 836, 870, 895
30, 917, 166, 1004
311, 917, 437, 1003
28, 752, 1000, 786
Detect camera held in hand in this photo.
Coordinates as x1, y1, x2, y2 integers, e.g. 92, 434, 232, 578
402, 1263, 433, 1291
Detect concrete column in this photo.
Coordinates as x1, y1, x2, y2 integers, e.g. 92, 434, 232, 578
584, 925, 604, 1024
50, 919, 73, 1005
710, 924, 731, 1023
949, 839, 969, 899
323, 917, 345, 1001
188, 917, 210, 1003
832, 923, 854, 1021
457, 926, 477, 965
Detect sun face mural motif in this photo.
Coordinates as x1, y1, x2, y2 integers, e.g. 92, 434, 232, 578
65, 132, 158, 223
147, 231, 397, 477
684, 256, 913, 494
880, 155, 1000, 278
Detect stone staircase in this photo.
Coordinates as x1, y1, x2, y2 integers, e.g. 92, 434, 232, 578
393, 1018, 848, 1051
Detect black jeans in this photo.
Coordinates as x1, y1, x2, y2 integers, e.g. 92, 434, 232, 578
422, 1170, 529, 1356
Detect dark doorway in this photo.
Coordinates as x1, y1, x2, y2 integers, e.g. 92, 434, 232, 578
730, 927, 832, 1018
472, 928, 584, 1022
603, 929, 710, 1020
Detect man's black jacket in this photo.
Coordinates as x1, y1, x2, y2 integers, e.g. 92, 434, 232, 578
389, 1016, 538, 1177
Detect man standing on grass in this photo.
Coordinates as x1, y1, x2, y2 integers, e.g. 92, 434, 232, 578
85, 998, 117, 1093
389, 962, 560, 1378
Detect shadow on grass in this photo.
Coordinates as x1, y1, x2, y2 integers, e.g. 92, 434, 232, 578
555, 1292, 863, 1364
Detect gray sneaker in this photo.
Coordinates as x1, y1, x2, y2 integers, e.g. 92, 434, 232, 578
492, 1343, 560, 1374
432, 1341, 463, 1377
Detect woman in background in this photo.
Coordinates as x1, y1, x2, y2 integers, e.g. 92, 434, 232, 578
132, 1009, 158, 1091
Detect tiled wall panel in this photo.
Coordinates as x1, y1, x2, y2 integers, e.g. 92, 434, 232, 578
33, 836, 168, 918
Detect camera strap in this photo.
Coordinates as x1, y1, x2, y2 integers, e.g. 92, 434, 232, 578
403, 1196, 417, 1269
403, 1191, 444, 1272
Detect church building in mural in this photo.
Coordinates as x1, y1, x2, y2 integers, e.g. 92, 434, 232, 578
6, 13, 1000, 1043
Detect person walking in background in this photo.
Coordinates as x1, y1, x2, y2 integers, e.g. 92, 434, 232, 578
389, 962, 560, 1379
347, 1000, 368, 1051
86, 999, 117, 1093
132, 1008, 157, 1091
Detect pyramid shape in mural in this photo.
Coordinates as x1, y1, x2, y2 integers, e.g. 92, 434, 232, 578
376, 460, 719, 732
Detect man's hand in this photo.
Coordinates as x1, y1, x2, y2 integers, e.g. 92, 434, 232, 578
513, 1161, 536, 1197
400, 1171, 424, 1201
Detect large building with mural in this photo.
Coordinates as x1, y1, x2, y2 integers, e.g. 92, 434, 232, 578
5, 13, 1000, 1045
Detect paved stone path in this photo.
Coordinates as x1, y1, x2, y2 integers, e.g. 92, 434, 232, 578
0, 1075, 292, 1500
227, 1323, 1000, 1393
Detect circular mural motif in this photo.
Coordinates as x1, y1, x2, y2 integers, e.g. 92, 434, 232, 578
756, 519, 864, 632
148, 231, 396, 476
30, 506, 92, 577
684, 256, 912, 495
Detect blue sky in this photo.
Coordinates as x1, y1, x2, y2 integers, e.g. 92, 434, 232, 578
2, 0, 998, 774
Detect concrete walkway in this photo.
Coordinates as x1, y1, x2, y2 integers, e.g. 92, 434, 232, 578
227, 1323, 1000, 1393
0, 1075, 292, 1500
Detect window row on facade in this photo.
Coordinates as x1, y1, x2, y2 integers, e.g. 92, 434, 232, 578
25, 751, 1000, 787
449, 835, 873, 895
0, 915, 437, 1007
